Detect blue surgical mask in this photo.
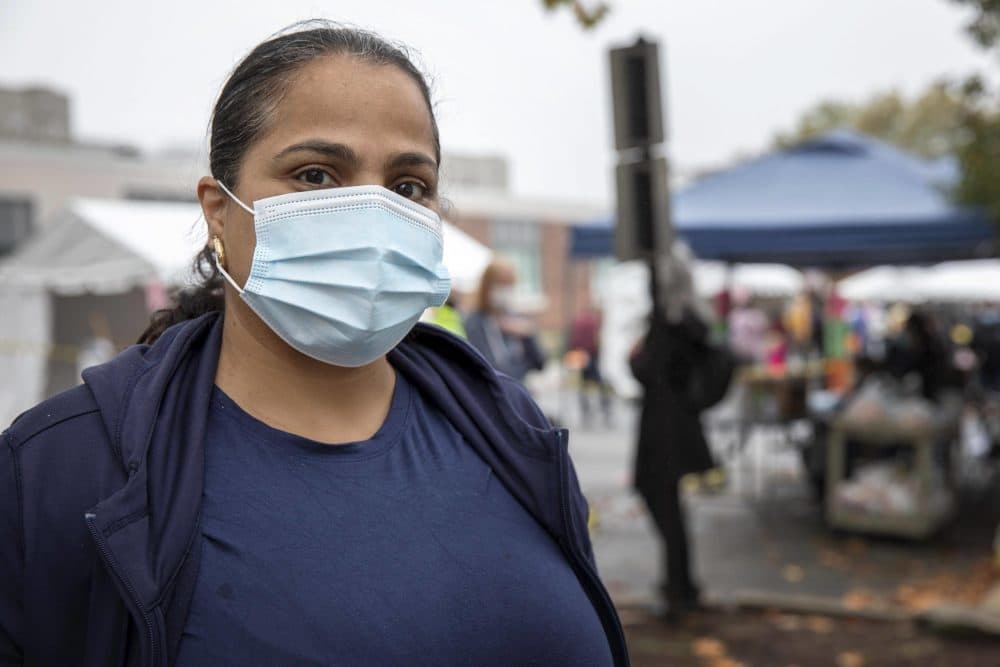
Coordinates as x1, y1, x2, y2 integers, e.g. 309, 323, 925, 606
215, 182, 451, 367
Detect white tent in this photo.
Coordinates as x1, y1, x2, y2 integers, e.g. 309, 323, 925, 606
0, 199, 207, 294
838, 266, 927, 303
693, 261, 805, 298
441, 222, 492, 293
838, 260, 1000, 304
920, 260, 1000, 303
0, 198, 490, 425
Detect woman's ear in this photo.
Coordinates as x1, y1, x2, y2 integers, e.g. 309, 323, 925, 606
198, 176, 228, 239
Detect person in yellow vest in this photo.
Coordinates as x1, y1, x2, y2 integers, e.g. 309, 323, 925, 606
428, 295, 467, 338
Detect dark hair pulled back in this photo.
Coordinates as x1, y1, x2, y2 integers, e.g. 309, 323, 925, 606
138, 20, 440, 344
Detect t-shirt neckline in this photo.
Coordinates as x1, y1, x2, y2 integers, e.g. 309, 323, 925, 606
209, 370, 412, 462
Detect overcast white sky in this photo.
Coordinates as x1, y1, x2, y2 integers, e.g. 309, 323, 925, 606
0, 0, 993, 206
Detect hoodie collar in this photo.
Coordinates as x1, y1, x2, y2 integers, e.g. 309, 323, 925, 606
83, 313, 222, 608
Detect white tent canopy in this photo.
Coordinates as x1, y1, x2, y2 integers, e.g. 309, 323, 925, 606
0, 199, 207, 294
693, 261, 804, 298
441, 222, 492, 293
838, 260, 1000, 304
838, 266, 926, 303
920, 260, 1000, 302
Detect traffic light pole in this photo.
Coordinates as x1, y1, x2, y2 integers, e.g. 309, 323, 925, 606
609, 34, 672, 363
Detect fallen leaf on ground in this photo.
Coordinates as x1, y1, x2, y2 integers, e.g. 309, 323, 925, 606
837, 651, 865, 667
782, 564, 805, 583
691, 637, 726, 659
805, 615, 835, 634
893, 559, 998, 611
770, 613, 802, 632
706, 659, 745, 667
842, 589, 877, 611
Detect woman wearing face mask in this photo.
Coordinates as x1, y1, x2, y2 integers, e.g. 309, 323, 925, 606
0, 22, 626, 667
464, 259, 547, 383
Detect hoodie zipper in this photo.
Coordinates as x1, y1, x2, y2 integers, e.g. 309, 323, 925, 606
554, 431, 630, 667
86, 512, 159, 667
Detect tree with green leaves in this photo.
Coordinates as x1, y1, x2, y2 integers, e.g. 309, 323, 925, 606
947, 0, 1000, 222
539, 0, 610, 29
773, 83, 974, 159
949, 0, 1000, 49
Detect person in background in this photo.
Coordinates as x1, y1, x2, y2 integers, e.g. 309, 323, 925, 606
427, 294, 467, 338
75, 312, 117, 381
784, 289, 818, 357
567, 308, 613, 428
765, 320, 789, 372
885, 310, 950, 400
628, 244, 731, 618
629, 308, 717, 617
972, 304, 1000, 391
727, 287, 769, 363
464, 259, 546, 382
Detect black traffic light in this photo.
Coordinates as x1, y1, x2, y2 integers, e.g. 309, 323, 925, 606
614, 157, 672, 261
609, 37, 670, 261
609, 38, 664, 151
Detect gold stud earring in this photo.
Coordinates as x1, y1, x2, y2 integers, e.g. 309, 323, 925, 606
212, 236, 226, 269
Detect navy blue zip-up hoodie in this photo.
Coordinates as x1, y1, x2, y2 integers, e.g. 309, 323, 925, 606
0, 313, 628, 666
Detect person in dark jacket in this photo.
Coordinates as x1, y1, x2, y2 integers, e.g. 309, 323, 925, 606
464, 259, 547, 382
885, 311, 951, 400
0, 22, 627, 667
629, 309, 717, 616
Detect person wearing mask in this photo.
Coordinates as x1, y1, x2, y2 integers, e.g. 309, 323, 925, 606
0, 22, 625, 667
464, 259, 547, 382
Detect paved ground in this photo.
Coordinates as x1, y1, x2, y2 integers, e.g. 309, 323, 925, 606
621, 606, 1000, 667
565, 398, 999, 612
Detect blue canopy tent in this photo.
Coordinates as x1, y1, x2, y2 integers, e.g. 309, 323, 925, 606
571, 130, 994, 268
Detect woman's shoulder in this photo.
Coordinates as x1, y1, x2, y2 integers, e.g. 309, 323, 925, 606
4, 384, 103, 448
3, 385, 123, 548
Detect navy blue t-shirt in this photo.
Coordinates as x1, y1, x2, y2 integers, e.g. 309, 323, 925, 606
175, 371, 612, 667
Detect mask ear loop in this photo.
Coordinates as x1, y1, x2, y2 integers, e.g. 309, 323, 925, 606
212, 179, 252, 294
211, 238, 244, 295
212, 179, 254, 296
215, 179, 255, 215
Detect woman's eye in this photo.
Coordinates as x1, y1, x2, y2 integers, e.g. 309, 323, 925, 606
394, 181, 427, 200
296, 168, 334, 186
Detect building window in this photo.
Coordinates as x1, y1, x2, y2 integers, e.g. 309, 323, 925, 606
0, 197, 33, 255
491, 220, 542, 296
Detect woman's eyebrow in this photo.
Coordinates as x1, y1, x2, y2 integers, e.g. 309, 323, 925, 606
273, 140, 361, 168
386, 152, 438, 171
